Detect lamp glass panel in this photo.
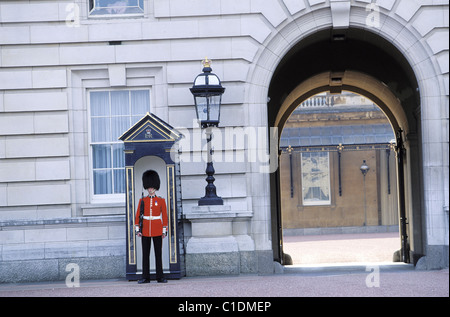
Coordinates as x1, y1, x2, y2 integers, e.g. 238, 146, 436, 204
208, 94, 221, 121
207, 74, 220, 85
195, 96, 208, 121
194, 75, 207, 86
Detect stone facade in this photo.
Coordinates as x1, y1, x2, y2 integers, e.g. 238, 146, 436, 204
0, 0, 448, 282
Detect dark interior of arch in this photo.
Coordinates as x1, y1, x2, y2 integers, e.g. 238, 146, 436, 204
267, 28, 420, 131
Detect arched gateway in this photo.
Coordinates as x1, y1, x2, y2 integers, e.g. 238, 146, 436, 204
246, 4, 448, 269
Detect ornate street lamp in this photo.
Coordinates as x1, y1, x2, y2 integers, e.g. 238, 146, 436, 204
360, 160, 370, 226
190, 58, 225, 206
190, 58, 225, 128
360, 160, 370, 176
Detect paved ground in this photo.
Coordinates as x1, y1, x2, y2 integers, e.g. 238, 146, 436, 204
0, 233, 447, 300
283, 232, 401, 264
0, 267, 447, 298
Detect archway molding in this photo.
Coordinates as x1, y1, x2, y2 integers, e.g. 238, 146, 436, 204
244, 2, 447, 267
274, 70, 408, 137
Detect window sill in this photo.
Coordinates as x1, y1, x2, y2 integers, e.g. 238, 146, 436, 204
88, 13, 145, 19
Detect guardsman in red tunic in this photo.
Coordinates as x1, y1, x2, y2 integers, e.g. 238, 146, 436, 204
135, 170, 168, 284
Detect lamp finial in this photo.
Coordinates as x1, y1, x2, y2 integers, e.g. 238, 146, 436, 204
202, 57, 211, 68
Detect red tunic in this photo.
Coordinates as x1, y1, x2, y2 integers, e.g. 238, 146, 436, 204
135, 196, 168, 237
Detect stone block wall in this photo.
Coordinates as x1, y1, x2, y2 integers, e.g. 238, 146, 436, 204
0, 216, 125, 282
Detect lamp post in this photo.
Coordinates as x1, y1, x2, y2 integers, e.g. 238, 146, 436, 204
190, 58, 225, 206
360, 160, 370, 226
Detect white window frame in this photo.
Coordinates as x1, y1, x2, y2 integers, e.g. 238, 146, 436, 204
301, 151, 331, 206
88, 88, 151, 203
88, 0, 145, 17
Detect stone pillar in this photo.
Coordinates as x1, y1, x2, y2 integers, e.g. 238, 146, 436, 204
184, 205, 255, 276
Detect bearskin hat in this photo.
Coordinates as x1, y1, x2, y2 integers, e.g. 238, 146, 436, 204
142, 170, 160, 190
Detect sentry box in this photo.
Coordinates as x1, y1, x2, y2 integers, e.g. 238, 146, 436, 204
119, 112, 183, 280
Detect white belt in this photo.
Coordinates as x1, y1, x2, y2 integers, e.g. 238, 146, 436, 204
143, 215, 162, 220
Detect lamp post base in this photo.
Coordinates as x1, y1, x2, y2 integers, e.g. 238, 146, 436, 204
198, 158, 223, 206
198, 196, 223, 206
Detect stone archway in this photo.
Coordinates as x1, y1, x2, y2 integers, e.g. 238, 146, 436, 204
245, 3, 447, 268
275, 71, 410, 263
267, 41, 423, 265
274, 71, 408, 135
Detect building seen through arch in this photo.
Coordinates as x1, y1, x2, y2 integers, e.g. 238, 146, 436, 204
279, 91, 400, 264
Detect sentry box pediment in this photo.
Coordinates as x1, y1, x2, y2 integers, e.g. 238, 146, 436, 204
119, 112, 182, 144
119, 112, 183, 280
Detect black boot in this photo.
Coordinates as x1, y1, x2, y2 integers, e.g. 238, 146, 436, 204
138, 278, 150, 284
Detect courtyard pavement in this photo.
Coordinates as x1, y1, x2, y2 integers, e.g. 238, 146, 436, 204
283, 231, 402, 264
0, 233, 447, 301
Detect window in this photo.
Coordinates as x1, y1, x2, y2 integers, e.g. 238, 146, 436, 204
90, 90, 150, 197
301, 152, 331, 205
89, 0, 144, 16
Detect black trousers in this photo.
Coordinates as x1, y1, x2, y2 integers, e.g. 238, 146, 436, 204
141, 235, 163, 280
